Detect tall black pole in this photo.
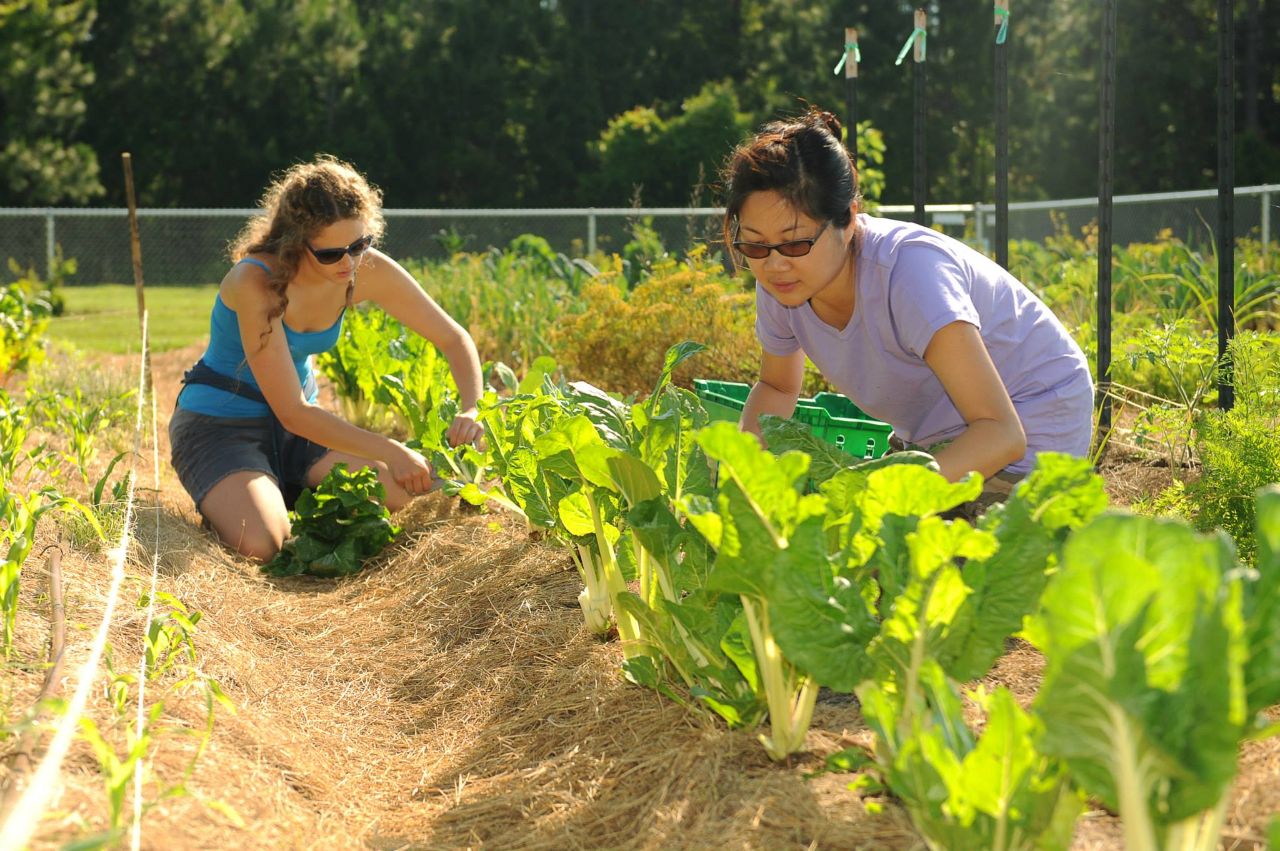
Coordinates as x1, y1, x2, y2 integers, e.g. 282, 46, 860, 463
1097, 0, 1117, 440
912, 9, 927, 226
994, 1, 1010, 268
843, 28, 859, 163
1217, 0, 1236, 410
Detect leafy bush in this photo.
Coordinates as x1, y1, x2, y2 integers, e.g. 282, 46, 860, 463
1178, 405, 1280, 565
403, 238, 586, 373
1010, 218, 1280, 339
619, 216, 669, 287
1135, 332, 1280, 560
0, 262, 53, 382
551, 248, 759, 397
262, 464, 401, 578
587, 80, 756, 207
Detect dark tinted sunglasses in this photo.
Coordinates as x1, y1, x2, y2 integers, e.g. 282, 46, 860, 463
308, 234, 374, 265
733, 221, 830, 260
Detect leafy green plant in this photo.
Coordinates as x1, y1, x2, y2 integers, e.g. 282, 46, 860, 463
0, 267, 52, 383
1025, 489, 1280, 851
314, 306, 413, 431
262, 463, 401, 578
2, 487, 104, 660
859, 663, 1082, 851
63, 451, 130, 551
401, 238, 582, 374
1138, 331, 1280, 557
1177, 404, 1280, 565
433, 226, 468, 255
372, 341, 486, 495
679, 423, 827, 760
0, 387, 48, 485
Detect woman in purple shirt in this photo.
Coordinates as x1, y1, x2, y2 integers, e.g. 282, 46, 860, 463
724, 110, 1093, 496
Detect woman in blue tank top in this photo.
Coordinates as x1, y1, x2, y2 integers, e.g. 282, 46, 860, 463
170, 155, 484, 562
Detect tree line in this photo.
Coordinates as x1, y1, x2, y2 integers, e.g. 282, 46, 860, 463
3, 0, 1277, 210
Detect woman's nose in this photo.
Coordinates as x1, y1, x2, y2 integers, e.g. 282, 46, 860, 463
762, 250, 791, 270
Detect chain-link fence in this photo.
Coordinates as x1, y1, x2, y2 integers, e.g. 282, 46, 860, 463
0, 185, 1274, 285
974, 184, 1278, 252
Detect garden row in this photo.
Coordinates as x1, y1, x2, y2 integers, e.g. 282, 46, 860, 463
1, 271, 233, 845
314, 300, 1280, 850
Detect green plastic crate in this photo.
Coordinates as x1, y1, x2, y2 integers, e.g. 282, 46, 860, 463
693, 378, 893, 460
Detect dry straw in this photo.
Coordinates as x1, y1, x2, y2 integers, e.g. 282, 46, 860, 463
3, 346, 1277, 849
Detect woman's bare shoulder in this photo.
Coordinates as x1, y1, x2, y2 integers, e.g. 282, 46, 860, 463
220, 255, 276, 311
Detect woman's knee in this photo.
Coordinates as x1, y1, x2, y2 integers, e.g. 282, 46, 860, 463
232, 528, 286, 563
384, 487, 412, 512
199, 471, 290, 560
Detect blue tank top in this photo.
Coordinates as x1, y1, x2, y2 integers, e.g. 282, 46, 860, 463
177, 258, 346, 417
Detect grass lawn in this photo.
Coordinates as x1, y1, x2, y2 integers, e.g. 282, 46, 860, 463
48, 284, 217, 353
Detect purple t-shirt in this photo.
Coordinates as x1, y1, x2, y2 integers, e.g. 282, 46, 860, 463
755, 214, 1093, 473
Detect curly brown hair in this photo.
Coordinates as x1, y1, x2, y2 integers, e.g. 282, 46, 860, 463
229, 154, 386, 348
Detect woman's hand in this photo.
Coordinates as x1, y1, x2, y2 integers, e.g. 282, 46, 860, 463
386, 442, 435, 495
447, 407, 484, 448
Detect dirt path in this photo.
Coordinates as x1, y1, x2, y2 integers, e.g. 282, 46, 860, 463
6, 344, 1275, 850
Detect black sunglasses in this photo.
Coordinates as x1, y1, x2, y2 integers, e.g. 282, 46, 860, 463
307, 234, 374, 265
733, 221, 830, 260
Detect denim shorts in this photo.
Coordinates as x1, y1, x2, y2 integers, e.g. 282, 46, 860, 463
169, 406, 331, 512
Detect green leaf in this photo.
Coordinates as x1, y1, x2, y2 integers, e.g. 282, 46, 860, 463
606, 453, 663, 505
558, 490, 596, 538
1030, 512, 1247, 844
1246, 485, 1280, 714
648, 341, 706, 410
937, 455, 1107, 682
767, 516, 880, 692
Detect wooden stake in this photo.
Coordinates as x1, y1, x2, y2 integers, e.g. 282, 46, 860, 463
844, 27, 859, 78
121, 153, 153, 394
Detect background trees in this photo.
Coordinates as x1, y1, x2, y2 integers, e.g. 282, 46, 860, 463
2, 0, 1277, 209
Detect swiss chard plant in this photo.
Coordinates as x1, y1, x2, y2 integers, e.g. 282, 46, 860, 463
1025, 486, 1280, 851
533, 412, 637, 641
859, 660, 1083, 851
262, 464, 401, 578
604, 344, 761, 724
456, 355, 562, 525
680, 422, 831, 760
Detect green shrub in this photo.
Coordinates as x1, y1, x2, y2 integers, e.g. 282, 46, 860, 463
550, 248, 759, 397
0, 268, 52, 383
1140, 333, 1280, 562
1180, 405, 1280, 564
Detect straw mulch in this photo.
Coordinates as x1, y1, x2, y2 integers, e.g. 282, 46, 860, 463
0, 345, 1275, 851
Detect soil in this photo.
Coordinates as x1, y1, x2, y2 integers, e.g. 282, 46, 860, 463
0, 344, 1273, 851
